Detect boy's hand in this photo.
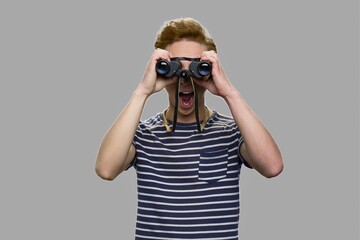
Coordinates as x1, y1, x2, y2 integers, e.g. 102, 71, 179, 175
137, 49, 177, 97
194, 50, 237, 100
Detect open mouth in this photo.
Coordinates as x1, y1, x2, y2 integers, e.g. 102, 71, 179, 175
179, 91, 194, 109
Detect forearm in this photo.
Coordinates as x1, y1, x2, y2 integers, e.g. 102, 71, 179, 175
96, 88, 148, 180
224, 89, 283, 177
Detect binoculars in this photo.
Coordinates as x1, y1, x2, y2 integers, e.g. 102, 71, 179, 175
156, 57, 212, 79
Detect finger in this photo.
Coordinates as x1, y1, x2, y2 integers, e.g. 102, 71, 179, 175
200, 51, 220, 75
201, 50, 217, 61
154, 48, 171, 62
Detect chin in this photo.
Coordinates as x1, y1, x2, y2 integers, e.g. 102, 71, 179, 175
177, 106, 196, 120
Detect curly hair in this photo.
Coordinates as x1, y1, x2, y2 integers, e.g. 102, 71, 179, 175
154, 17, 217, 52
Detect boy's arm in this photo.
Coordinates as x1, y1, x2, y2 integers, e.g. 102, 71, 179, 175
95, 48, 175, 181
95, 89, 148, 180
195, 50, 283, 178
225, 90, 283, 178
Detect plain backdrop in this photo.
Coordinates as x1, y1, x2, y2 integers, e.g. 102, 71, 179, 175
0, 0, 358, 239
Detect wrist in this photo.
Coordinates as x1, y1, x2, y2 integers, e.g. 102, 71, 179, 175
133, 86, 151, 101
223, 88, 242, 104
224, 88, 250, 110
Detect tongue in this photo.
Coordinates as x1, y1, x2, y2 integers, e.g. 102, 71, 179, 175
182, 94, 192, 101
179, 93, 194, 108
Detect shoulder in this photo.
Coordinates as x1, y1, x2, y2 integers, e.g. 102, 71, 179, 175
136, 112, 166, 135
208, 111, 238, 131
138, 112, 163, 128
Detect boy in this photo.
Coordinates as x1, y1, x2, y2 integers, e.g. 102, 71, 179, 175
96, 17, 283, 239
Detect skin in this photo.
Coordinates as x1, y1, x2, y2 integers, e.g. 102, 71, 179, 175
163, 41, 208, 123
95, 39, 283, 180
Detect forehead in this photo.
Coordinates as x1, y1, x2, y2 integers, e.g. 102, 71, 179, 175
165, 40, 207, 58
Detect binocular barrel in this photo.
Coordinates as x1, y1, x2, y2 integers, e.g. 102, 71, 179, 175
156, 59, 212, 79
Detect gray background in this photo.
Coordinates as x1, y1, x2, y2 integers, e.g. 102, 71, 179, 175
0, 0, 358, 239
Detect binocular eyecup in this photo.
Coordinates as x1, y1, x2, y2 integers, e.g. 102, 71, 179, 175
156, 58, 212, 79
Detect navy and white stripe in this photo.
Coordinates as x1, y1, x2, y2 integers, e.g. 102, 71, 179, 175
130, 111, 246, 240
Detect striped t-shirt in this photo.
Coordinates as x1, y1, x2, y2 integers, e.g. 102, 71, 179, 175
130, 111, 247, 240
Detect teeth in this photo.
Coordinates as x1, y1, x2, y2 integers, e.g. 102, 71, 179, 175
179, 91, 194, 97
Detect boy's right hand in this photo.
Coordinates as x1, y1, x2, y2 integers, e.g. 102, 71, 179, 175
137, 49, 177, 97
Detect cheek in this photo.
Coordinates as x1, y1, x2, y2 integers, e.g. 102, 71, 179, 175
165, 84, 176, 93
165, 85, 177, 101
195, 85, 206, 95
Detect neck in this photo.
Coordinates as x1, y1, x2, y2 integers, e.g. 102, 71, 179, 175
165, 105, 208, 123
163, 106, 212, 133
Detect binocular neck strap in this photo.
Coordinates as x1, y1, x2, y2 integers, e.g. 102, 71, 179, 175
172, 77, 180, 132
191, 76, 201, 132
163, 76, 207, 132
191, 77, 210, 132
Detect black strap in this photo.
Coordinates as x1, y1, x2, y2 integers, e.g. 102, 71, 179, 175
191, 77, 201, 132
171, 76, 203, 132
172, 77, 180, 132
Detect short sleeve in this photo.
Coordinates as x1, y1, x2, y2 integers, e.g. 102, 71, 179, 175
238, 135, 253, 169
125, 141, 137, 171
125, 123, 141, 171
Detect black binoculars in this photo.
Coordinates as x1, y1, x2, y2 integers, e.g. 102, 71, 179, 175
156, 57, 212, 79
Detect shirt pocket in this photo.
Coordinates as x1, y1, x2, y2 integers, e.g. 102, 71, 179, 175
198, 148, 229, 183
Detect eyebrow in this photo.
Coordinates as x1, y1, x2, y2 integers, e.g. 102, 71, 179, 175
170, 57, 201, 62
